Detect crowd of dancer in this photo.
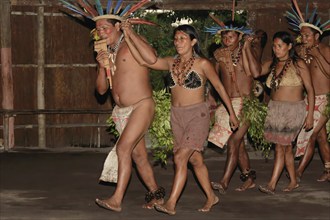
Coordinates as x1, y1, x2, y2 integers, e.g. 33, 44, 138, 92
60, 0, 329, 215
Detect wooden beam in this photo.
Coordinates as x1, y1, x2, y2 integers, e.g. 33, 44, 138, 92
37, 1, 46, 148
1, 0, 15, 150
9, 0, 330, 11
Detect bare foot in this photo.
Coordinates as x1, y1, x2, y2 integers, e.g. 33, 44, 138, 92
154, 203, 176, 215
142, 198, 164, 209
317, 170, 330, 182
258, 185, 275, 195
198, 195, 219, 212
211, 182, 227, 195
282, 184, 299, 192
235, 178, 256, 192
95, 198, 122, 212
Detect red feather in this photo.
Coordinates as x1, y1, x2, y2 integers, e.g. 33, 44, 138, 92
77, 0, 98, 17
125, 0, 150, 17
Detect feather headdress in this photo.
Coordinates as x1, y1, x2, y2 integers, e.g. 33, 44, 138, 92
205, 0, 252, 36
59, 0, 154, 24
286, 0, 330, 35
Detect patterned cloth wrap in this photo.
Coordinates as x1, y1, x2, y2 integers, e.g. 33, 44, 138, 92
99, 105, 133, 183
295, 94, 329, 157
208, 97, 243, 148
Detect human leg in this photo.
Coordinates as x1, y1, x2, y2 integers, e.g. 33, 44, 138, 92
236, 140, 256, 191
96, 99, 155, 212
283, 145, 299, 191
259, 144, 285, 194
154, 148, 194, 215
212, 123, 249, 193
316, 120, 330, 182
188, 151, 219, 212
297, 116, 329, 181
132, 138, 165, 208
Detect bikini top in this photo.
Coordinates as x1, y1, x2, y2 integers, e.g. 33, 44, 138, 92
168, 70, 204, 90
266, 64, 303, 88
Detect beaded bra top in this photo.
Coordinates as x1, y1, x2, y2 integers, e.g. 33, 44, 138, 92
266, 63, 303, 89
168, 70, 204, 90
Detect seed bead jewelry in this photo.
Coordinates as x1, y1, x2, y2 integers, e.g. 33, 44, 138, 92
171, 55, 196, 86
107, 34, 124, 74
270, 58, 292, 91
302, 43, 319, 64
231, 43, 243, 66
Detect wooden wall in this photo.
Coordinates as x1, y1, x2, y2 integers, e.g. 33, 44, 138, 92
1, 4, 113, 148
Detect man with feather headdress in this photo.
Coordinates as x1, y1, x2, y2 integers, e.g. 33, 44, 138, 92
286, 0, 330, 183
59, 0, 165, 212
205, 3, 262, 194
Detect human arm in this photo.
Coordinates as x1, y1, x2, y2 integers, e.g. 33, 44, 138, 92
260, 60, 272, 77
203, 59, 239, 130
121, 21, 170, 70
95, 49, 109, 94
243, 36, 262, 78
298, 60, 315, 130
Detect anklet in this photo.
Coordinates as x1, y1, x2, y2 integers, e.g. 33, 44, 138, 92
240, 169, 256, 182
145, 186, 165, 203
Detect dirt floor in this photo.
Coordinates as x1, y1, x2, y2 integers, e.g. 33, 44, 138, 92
0, 146, 329, 220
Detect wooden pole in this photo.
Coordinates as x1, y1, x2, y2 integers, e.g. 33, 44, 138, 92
1, 0, 14, 150
37, 1, 46, 148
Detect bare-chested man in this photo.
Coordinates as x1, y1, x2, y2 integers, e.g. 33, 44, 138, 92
294, 26, 330, 182
59, 0, 165, 212
207, 21, 261, 194
93, 16, 166, 212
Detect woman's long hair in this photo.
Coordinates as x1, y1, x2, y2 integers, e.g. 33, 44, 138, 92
271, 31, 299, 65
173, 25, 205, 58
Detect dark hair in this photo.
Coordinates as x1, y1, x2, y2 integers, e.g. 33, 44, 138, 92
173, 25, 205, 57
271, 31, 299, 65
255, 29, 268, 49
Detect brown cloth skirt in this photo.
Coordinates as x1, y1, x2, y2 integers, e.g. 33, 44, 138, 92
264, 100, 306, 146
171, 102, 210, 153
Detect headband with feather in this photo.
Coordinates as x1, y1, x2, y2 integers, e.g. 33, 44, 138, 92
205, 0, 252, 36
286, 0, 330, 35
59, 0, 155, 25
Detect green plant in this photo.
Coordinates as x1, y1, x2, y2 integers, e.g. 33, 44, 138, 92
241, 95, 273, 158
149, 89, 173, 165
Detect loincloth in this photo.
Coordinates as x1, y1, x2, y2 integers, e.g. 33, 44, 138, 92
264, 100, 305, 146
99, 97, 153, 183
295, 94, 329, 157
208, 97, 243, 148
171, 102, 210, 153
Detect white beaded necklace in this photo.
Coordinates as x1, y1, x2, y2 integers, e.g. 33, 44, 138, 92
107, 34, 124, 75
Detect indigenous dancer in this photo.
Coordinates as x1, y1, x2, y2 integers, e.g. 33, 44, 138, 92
122, 23, 239, 215
205, 10, 261, 194
59, 0, 165, 212
286, 0, 330, 182
258, 31, 315, 195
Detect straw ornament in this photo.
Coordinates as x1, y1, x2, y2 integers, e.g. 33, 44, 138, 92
286, 0, 330, 35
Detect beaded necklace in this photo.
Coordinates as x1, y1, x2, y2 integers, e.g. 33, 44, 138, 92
270, 58, 292, 91
171, 55, 196, 86
107, 34, 124, 75
302, 43, 319, 64
231, 43, 243, 66
108, 34, 124, 54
